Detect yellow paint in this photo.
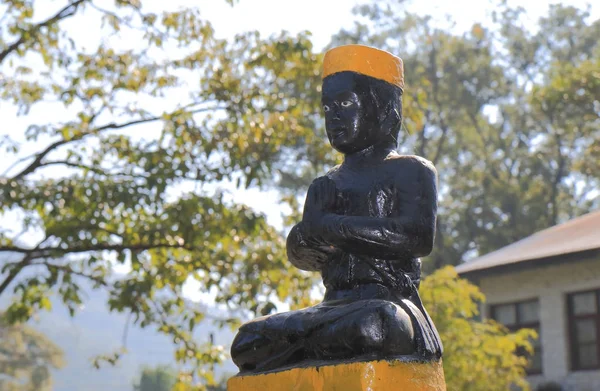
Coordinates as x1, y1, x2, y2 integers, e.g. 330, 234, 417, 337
322, 45, 405, 90
227, 359, 446, 391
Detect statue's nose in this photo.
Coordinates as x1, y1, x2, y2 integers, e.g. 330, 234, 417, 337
331, 106, 342, 120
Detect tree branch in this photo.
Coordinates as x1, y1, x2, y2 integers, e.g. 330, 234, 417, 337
34, 160, 150, 180
0, 254, 33, 296
0, 0, 88, 65
467, 112, 502, 181
431, 124, 449, 166
37, 160, 109, 175
549, 132, 566, 226
0, 237, 50, 295
43, 262, 109, 287
427, 40, 450, 166
9, 105, 224, 181
0, 240, 193, 296
0, 242, 194, 256
10, 116, 153, 181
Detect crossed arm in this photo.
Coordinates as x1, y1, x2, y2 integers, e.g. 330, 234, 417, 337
286, 160, 438, 271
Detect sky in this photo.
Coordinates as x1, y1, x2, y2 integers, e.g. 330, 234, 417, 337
198, 0, 598, 50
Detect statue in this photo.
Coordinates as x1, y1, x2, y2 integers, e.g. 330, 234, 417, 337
230, 45, 443, 374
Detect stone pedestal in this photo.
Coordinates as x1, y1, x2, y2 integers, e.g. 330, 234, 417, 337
227, 359, 446, 391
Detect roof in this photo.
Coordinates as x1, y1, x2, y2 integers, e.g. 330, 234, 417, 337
455, 210, 600, 276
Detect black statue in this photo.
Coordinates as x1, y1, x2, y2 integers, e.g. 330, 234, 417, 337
231, 45, 443, 373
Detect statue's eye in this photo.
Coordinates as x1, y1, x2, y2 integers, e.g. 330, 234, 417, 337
323, 105, 330, 112
341, 100, 353, 107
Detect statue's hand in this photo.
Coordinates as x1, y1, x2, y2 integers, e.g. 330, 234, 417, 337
297, 220, 339, 254
302, 176, 337, 233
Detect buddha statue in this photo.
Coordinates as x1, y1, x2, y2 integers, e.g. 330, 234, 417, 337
230, 44, 443, 373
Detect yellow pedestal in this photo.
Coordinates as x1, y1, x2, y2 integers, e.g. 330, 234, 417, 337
227, 359, 446, 391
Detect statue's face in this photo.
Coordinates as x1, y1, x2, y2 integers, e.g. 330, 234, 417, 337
321, 72, 381, 154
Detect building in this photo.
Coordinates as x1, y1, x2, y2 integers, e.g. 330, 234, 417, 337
455, 210, 600, 391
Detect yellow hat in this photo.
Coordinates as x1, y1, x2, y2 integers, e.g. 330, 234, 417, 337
322, 45, 404, 90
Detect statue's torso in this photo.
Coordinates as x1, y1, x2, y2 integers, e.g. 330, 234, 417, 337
321, 156, 422, 293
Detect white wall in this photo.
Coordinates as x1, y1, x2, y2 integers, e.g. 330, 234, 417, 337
476, 255, 600, 391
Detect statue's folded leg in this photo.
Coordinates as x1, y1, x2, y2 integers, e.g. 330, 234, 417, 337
231, 330, 302, 372
231, 306, 332, 372
308, 299, 415, 360
231, 298, 433, 371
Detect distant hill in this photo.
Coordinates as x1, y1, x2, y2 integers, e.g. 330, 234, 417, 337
0, 260, 237, 391
37, 290, 236, 391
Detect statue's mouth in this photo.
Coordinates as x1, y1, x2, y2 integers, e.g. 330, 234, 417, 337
329, 128, 347, 139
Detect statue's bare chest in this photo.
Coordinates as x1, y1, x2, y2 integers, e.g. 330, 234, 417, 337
326, 164, 416, 217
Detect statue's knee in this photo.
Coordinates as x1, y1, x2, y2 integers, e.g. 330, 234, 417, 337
350, 302, 415, 355
353, 309, 385, 350
376, 302, 413, 332
375, 302, 415, 353
230, 331, 268, 369
352, 303, 407, 349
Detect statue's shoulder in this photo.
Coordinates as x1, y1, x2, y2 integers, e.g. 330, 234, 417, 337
385, 154, 437, 176
325, 164, 342, 176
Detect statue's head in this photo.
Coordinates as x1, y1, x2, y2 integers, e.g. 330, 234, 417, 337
321, 45, 404, 155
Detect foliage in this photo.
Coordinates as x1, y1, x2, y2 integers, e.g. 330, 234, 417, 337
331, 1, 600, 270
0, 0, 324, 388
132, 365, 229, 391
420, 267, 535, 391
0, 314, 65, 391
133, 366, 176, 391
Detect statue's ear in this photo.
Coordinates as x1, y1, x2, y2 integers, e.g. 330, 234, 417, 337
379, 101, 402, 137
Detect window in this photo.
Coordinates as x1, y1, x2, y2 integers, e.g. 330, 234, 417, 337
491, 299, 542, 374
568, 289, 600, 370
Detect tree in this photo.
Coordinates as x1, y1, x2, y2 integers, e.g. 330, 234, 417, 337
0, 0, 324, 387
0, 314, 65, 391
133, 366, 176, 391
132, 365, 229, 391
330, 1, 600, 270
420, 267, 535, 391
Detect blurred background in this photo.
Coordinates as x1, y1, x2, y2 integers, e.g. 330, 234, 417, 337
0, 0, 598, 390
